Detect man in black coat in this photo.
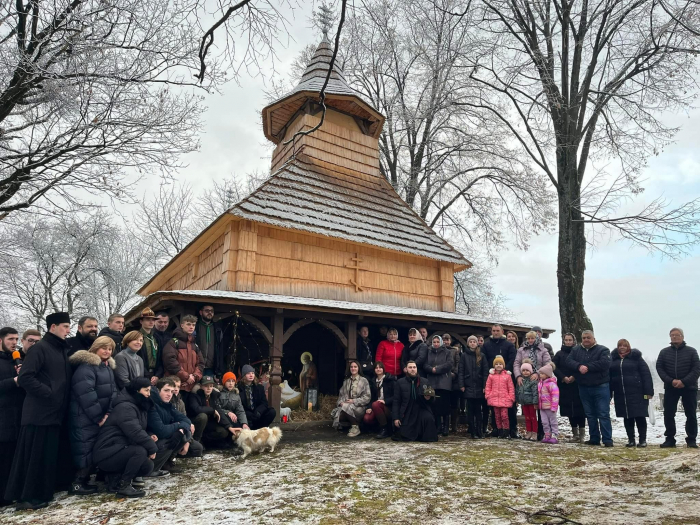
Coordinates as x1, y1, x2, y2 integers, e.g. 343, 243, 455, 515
656, 328, 700, 448
66, 316, 99, 357
5, 313, 72, 510
391, 361, 437, 442
153, 311, 173, 359
0, 327, 24, 508
565, 330, 613, 447
239, 364, 276, 429
481, 324, 518, 437
99, 313, 125, 349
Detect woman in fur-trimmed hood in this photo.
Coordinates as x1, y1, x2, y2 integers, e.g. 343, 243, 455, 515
68, 337, 118, 493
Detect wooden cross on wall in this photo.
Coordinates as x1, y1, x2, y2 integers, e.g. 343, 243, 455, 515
345, 253, 365, 292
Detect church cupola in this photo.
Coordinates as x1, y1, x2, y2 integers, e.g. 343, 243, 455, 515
261, 34, 385, 145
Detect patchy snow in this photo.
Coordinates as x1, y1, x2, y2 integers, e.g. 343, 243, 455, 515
557, 403, 685, 444
2, 425, 699, 525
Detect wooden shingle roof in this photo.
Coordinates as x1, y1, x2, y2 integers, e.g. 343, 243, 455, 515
229, 154, 471, 267
261, 37, 384, 143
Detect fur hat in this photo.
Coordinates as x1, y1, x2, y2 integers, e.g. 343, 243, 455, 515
539, 363, 554, 378
520, 358, 533, 375
46, 311, 70, 328
222, 372, 237, 384
492, 355, 505, 368
241, 364, 255, 376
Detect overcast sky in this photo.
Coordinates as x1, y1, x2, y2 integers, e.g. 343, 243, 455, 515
167, 7, 699, 360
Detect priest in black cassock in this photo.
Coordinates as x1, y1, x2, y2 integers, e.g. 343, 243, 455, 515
5, 312, 72, 510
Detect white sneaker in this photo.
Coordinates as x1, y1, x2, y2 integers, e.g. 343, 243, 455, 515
347, 425, 361, 437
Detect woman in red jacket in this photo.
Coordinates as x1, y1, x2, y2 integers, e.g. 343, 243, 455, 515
375, 328, 405, 377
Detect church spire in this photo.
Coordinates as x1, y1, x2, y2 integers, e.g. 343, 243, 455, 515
260, 7, 385, 145
317, 2, 335, 41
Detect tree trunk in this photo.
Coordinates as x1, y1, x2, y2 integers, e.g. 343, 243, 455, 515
556, 155, 593, 341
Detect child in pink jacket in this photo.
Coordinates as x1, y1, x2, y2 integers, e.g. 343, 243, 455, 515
485, 355, 515, 439
538, 363, 560, 444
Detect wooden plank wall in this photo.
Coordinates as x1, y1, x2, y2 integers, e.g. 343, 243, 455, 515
271, 114, 381, 178
251, 225, 455, 312
163, 232, 225, 291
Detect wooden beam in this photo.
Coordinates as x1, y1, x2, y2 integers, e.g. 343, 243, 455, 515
269, 313, 284, 424
239, 314, 272, 344
346, 319, 357, 361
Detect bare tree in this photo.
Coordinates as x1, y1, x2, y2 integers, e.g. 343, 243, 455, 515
0, 1, 295, 220
0, 210, 155, 328
450, 0, 700, 337
343, 0, 556, 257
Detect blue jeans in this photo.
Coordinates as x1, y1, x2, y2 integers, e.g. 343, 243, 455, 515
579, 383, 613, 444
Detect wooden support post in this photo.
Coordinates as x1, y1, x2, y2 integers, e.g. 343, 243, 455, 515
269, 313, 284, 424
346, 319, 357, 364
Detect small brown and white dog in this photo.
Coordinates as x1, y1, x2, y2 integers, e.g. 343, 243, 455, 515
233, 427, 282, 459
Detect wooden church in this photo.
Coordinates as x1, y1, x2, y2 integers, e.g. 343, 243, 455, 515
126, 35, 549, 416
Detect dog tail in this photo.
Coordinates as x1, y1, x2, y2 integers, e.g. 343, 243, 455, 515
271, 427, 282, 439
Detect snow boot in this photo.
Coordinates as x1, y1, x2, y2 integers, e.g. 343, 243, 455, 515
376, 425, 390, 439
578, 427, 586, 444
116, 480, 145, 498
569, 427, 580, 442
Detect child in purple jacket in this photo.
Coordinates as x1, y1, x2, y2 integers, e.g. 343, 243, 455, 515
538, 363, 560, 444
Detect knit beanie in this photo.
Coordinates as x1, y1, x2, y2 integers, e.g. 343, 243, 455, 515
520, 361, 533, 374
222, 372, 237, 384
492, 355, 505, 368
539, 363, 554, 378
241, 364, 255, 376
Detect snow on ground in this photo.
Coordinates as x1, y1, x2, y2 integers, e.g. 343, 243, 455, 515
1, 417, 699, 525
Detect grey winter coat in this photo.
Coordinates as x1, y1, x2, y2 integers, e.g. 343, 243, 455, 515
114, 348, 145, 390
216, 387, 248, 426
424, 345, 453, 391
332, 376, 371, 428
514, 342, 552, 378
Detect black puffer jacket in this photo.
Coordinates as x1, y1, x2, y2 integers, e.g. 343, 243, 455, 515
423, 345, 453, 391
481, 337, 516, 372
98, 327, 124, 350
92, 390, 157, 463
458, 348, 489, 399
68, 351, 118, 468
656, 342, 700, 390
553, 345, 585, 418
17, 332, 72, 426
0, 349, 25, 441
147, 386, 191, 439
66, 332, 96, 357
401, 341, 428, 372
565, 343, 611, 386
610, 349, 654, 419
369, 374, 396, 406
187, 389, 233, 427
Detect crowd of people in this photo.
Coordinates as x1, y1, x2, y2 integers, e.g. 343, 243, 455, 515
0, 306, 275, 510
343, 324, 699, 449
1, 307, 698, 512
